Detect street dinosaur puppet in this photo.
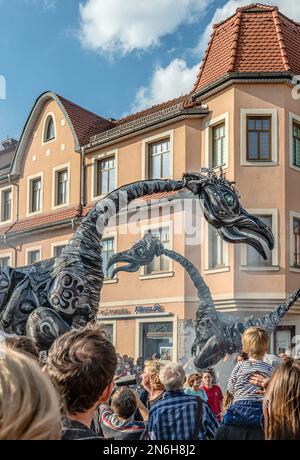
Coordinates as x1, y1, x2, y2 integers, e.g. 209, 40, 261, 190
108, 170, 300, 369
0, 168, 298, 359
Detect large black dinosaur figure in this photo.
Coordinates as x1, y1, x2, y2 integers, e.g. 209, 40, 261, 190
108, 170, 300, 369
0, 169, 289, 356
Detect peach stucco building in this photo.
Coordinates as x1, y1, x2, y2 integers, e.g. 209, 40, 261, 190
1, 3, 300, 360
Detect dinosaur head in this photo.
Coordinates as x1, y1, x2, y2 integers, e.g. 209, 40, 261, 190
183, 168, 274, 260
107, 233, 164, 278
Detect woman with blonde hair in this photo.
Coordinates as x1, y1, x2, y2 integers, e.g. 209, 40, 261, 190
139, 360, 165, 411
265, 358, 300, 440
0, 347, 61, 440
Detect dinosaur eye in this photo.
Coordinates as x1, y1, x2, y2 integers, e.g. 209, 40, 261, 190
224, 193, 235, 207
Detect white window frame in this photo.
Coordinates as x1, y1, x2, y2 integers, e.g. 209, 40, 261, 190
51, 240, 69, 258
97, 320, 117, 347
52, 163, 70, 209
135, 315, 178, 361
142, 130, 174, 180
91, 149, 118, 200
0, 252, 13, 268
140, 221, 174, 279
241, 208, 279, 270
0, 186, 13, 225
27, 172, 43, 216
102, 230, 118, 284
204, 112, 229, 169
241, 108, 278, 166
42, 112, 56, 145
26, 246, 42, 265
289, 211, 300, 273
204, 221, 229, 274
289, 112, 300, 172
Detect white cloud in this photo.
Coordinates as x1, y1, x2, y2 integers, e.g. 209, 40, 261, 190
79, 0, 211, 56
196, 0, 300, 56
131, 59, 199, 112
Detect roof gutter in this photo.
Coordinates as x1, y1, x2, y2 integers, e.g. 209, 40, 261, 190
192, 71, 294, 101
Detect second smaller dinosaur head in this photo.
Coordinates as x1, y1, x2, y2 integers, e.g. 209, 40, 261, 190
107, 233, 164, 279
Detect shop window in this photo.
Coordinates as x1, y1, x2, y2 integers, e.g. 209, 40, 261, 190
141, 321, 173, 360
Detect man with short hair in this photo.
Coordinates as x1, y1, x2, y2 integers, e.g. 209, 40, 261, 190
147, 362, 218, 440
99, 387, 148, 440
46, 323, 117, 440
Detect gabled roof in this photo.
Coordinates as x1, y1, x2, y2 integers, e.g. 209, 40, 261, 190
193, 3, 300, 94
10, 92, 114, 176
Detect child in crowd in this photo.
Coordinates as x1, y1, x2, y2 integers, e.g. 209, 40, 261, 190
99, 387, 148, 440
184, 373, 208, 401
223, 327, 273, 431
201, 369, 223, 422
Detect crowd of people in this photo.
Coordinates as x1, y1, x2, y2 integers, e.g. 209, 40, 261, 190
0, 324, 300, 440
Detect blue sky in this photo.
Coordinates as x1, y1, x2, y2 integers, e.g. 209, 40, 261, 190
0, 0, 298, 142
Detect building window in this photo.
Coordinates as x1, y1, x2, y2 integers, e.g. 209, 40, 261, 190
1, 188, 12, 222
0, 256, 10, 269
292, 121, 300, 168
144, 227, 170, 275
246, 116, 271, 161
246, 214, 273, 267
102, 238, 115, 278
53, 245, 66, 258
140, 321, 173, 360
29, 177, 41, 213
44, 115, 55, 142
96, 157, 115, 196
212, 123, 226, 168
208, 225, 226, 269
55, 169, 68, 206
148, 139, 170, 179
292, 217, 300, 268
27, 250, 41, 265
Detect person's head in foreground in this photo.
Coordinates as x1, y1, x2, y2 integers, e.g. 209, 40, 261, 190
46, 323, 117, 418
0, 347, 61, 440
111, 387, 137, 421
187, 373, 202, 392
242, 327, 269, 360
159, 362, 185, 391
5, 335, 39, 362
266, 358, 300, 440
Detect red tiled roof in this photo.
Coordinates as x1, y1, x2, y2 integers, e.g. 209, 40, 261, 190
57, 95, 115, 146
193, 3, 300, 93
115, 94, 200, 126
0, 190, 188, 236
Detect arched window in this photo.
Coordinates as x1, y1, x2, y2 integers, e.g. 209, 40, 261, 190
43, 115, 55, 142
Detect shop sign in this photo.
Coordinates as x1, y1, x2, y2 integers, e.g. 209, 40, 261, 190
99, 308, 131, 316
135, 304, 165, 314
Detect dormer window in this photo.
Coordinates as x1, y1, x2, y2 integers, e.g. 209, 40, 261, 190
43, 115, 55, 142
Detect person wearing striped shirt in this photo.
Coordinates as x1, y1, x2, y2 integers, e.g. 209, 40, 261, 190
217, 327, 273, 440
147, 362, 218, 440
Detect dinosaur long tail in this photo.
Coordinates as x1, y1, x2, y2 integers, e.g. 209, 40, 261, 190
244, 288, 300, 333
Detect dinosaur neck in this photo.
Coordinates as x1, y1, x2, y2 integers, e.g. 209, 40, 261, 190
64, 179, 184, 259
162, 248, 214, 306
